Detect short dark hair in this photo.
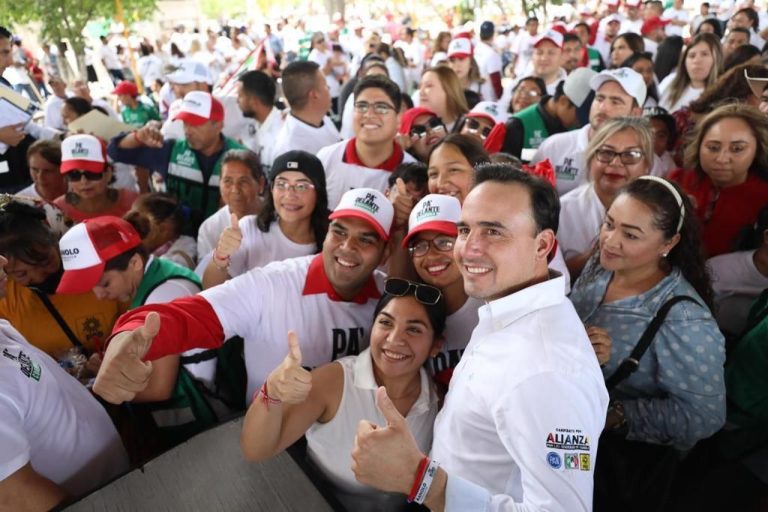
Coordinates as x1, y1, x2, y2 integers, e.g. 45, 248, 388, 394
238, 70, 276, 106
0, 26, 11, 40
429, 133, 491, 168
563, 33, 581, 46
474, 163, 560, 234
281, 61, 321, 109
526, 17, 539, 25
221, 149, 264, 181
729, 27, 752, 38
388, 161, 427, 189
129, 192, 185, 238
27, 139, 62, 167
553, 80, 570, 103
0, 201, 58, 267
734, 7, 759, 29
63, 96, 93, 117
353, 75, 402, 112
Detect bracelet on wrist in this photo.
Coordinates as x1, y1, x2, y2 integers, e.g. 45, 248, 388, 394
212, 251, 230, 270
407, 456, 430, 503
254, 381, 282, 409
413, 458, 440, 505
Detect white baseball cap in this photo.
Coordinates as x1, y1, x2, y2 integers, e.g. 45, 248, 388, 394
61, 134, 108, 174
604, 13, 623, 23
57, 216, 142, 294
447, 38, 473, 59
166, 59, 213, 85
466, 101, 509, 124
564, 68, 598, 107
532, 30, 564, 49
402, 194, 461, 247
329, 188, 394, 241
590, 67, 647, 107
173, 91, 225, 126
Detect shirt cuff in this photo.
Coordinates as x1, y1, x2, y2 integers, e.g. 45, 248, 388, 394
445, 472, 490, 512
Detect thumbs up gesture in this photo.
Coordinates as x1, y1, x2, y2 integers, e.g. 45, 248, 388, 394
265, 331, 312, 404
214, 213, 243, 264
351, 387, 425, 494
93, 312, 160, 404
390, 177, 415, 231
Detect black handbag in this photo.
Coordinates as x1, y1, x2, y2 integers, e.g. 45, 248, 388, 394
593, 295, 700, 512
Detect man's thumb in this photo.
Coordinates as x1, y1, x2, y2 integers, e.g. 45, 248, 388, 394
286, 330, 302, 365
376, 386, 405, 427
230, 212, 240, 231
136, 312, 160, 358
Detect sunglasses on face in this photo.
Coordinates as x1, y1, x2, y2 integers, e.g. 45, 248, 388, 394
408, 235, 455, 257
410, 117, 445, 138
384, 278, 443, 305
65, 170, 104, 181
463, 118, 493, 139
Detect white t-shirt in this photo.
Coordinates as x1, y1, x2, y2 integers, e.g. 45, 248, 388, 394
427, 297, 482, 376
658, 74, 703, 113
431, 275, 609, 510
709, 250, 768, 335
340, 94, 356, 140
474, 41, 503, 101
306, 349, 437, 512
0, 321, 128, 497
308, 49, 341, 98
100, 44, 121, 70
199, 254, 385, 398
271, 114, 341, 163
662, 7, 690, 37
92, 97, 121, 120
558, 184, 605, 261
318, 139, 416, 209
512, 31, 537, 77
253, 107, 286, 173
622, 18, 644, 35
15, 183, 41, 200
43, 95, 66, 131
197, 204, 231, 261
644, 38, 659, 59
227, 217, 316, 277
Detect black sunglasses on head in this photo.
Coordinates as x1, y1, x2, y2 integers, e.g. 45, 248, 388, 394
384, 278, 442, 305
65, 170, 104, 181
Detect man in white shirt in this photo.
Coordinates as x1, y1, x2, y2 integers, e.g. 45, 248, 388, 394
92, 187, 395, 403
272, 61, 341, 160
99, 35, 124, 85
42, 76, 67, 131
350, 165, 608, 511
662, 0, 690, 37
528, 30, 568, 95
622, 0, 645, 34
531, 67, 647, 195
0, 314, 128, 509
319, 75, 416, 208
593, 14, 623, 63
510, 17, 540, 78
236, 70, 284, 173
474, 22, 503, 100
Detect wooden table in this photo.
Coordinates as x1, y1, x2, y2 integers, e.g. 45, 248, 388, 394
66, 417, 335, 512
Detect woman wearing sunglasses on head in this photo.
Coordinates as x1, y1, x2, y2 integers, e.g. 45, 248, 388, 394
202, 151, 330, 289
397, 107, 447, 163
241, 278, 445, 512
53, 134, 138, 223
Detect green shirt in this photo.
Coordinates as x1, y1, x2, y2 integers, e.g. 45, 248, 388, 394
121, 101, 161, 127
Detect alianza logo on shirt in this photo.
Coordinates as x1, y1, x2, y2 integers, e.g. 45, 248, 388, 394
2, 348, 42, 381
415, 199, 440, 221
176, 149, 197, 167
354, 193, 380, 215
546, 427, 590, 451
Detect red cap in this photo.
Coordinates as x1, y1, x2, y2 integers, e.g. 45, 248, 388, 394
112, 81, 139, 97
399, 107, 438, 135
641, 16, 670, 36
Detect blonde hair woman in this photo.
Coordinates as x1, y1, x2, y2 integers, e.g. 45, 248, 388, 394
416, 66, 469, 132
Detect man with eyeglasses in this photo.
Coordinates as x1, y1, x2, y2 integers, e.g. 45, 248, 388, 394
502, 68, 595, 161
397, 107, 447, 163
531, 67, 664, 195
91, 188, 395, 406
351, 165, 608, 511
318, 75, 416, 209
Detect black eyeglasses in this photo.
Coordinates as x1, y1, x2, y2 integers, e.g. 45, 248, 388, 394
384, 278, 442, 305
410, 117, 445, 138
408, 235, 455, 257
354, 101, 396, 115
463, 118, 493, 139
65, 170, 104, 181
594, 149, 644, 165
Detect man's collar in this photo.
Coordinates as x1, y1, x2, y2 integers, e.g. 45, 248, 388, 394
342, 138, 403, 171
302, 254, 381, 304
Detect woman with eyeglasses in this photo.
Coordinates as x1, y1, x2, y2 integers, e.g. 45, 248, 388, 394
671, 103, 768, 258
202, 151, 329, 289
397, 107, 447, 163
415, 66, 469, 132
241, 278, 445, 511
570, 177, 724, 510
426, 133, 490, 204
53, 134, 138, 223
558, 117, 654, 279
507, 76, 546, 114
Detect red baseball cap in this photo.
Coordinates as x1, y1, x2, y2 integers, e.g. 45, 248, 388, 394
173, 91, 225, 126
641, 16, 670, 36
112, 81, 139, 97
399, 107, 438, 135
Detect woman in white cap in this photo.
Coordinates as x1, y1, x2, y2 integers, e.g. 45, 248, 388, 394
446, 37, 490, 102
570, 177, 725, 510
202, 150, 330, 289
241, 281, 445, 512
558, 117, 654, 279
53, 134, 138, 223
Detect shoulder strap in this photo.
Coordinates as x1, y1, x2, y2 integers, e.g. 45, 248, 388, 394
605, 295, 700, 390
30, 287, 89, 355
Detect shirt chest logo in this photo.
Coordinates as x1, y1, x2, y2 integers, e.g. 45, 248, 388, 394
2, 349, 42, 381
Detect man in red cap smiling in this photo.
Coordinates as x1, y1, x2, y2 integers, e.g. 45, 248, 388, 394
112, 80, 160, 127
107, 90, 247, 232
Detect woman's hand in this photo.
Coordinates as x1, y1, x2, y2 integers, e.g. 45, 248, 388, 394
586, 325, 613, 366
266, 332, 312, 404
213, 213, 242, 267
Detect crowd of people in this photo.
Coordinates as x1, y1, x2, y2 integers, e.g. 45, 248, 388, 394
1, 0, 768, 509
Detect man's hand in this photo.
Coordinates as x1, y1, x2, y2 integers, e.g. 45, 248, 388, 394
351, 387, 424, 494
92, 312, 160, 404
214, 213, 243, 263
266, 331, 312, 404
0, 124, 26, 147
586, 325, 612, 366
131, 121, 163, 148
390, 178, 415, 231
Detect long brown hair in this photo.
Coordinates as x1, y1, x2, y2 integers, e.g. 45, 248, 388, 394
664, 33, 722, 110
422, 66, 469, 122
